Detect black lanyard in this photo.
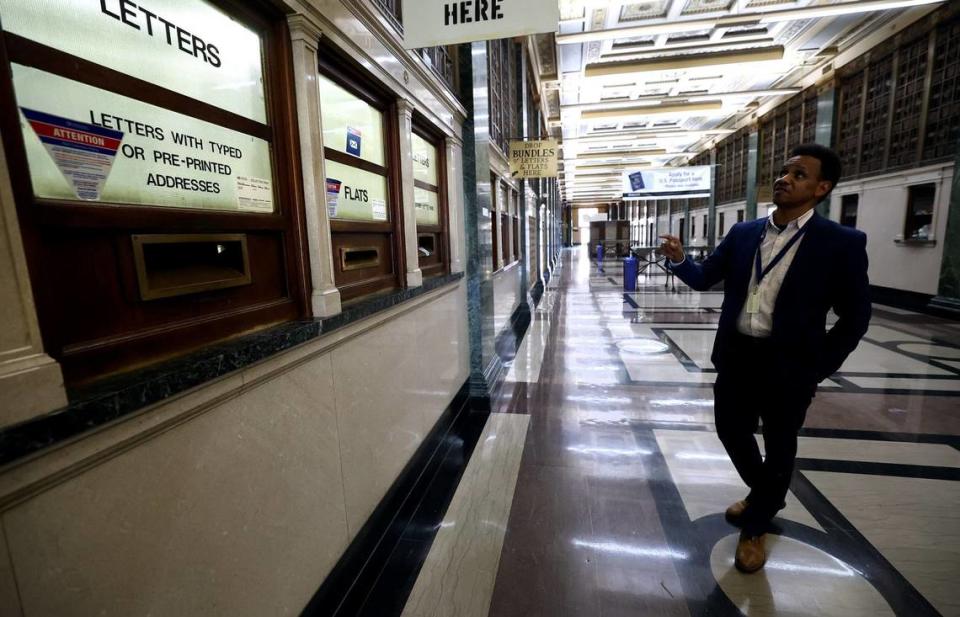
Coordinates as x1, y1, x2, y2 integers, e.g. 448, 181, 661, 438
754, 222, 808, 284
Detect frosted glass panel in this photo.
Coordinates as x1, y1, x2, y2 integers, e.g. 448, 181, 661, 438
325, 159, 389, 222
412, 133, 438, 186
414, 187, 439, 226
13, 64, 273, 212
0, 0, 266, 123
318, 75, 385, 167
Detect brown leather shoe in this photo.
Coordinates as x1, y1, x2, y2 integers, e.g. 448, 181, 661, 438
725, 499, 787, 527
735, 532, 767, 573
725, 500, 749, 527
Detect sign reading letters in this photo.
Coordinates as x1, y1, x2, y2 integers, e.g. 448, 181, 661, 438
509, 139, 558, 179
622, 166, 712, 199
0, 0, 266, 122
401, 0, 559, 49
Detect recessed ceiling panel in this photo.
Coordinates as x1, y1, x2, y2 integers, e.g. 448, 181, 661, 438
619, 1, 669, 22
681, 0, 733, 16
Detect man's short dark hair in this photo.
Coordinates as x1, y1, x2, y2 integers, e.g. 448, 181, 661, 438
789, 143, 842, 191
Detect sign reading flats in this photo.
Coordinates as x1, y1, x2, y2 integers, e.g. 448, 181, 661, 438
401, 0, 558, 49
622, 166, 712, 199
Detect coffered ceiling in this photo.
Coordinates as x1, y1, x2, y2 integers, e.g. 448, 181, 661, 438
542, 0, 947, 205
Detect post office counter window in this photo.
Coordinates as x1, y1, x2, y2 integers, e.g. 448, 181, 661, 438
902, 183, 936, 242
318, 57, 403, 301
0, 0, 308, 384
412, 123, 449, 278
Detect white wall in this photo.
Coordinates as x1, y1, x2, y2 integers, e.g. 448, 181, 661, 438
715, 202, 746, 242
0, 282, 470, 617
688, 207, 709, 247
829, 163, 954, 295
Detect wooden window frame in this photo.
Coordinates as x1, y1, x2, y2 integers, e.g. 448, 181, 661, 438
318, 44, 406, 301
412, 117, 450, 279
0, 0, 309, 384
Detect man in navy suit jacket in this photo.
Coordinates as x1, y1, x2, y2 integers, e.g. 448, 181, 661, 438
658, 144, 871, 573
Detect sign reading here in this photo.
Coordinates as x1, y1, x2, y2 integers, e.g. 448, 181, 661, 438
401, 0, 558, 49
509, 139, 558, 179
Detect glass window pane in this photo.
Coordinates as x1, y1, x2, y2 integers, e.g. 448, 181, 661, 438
412, 133, 438, 186
1, 0, 266, 123
414, 186, 439, 226
325, 159, 388, 222
318, 75, 385, 167
13, 64, 274, 212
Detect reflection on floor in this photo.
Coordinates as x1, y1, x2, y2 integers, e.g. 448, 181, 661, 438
400, 246, 960, 617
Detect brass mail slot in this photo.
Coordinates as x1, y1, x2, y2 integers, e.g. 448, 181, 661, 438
132, 233, 252, 301
340, 246, 380, 271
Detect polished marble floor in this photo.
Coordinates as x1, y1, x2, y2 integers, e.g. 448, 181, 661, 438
401, 246, 960, 617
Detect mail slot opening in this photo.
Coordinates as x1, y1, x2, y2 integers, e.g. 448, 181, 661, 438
341, 246, 380, 271
418, 233, 435, 257
132, 234, 251, 301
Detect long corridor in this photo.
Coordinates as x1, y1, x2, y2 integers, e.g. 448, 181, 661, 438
403, 246, 960, 617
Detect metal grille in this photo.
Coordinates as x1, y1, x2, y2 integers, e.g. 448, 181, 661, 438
488, 40, 518, 155
773, 112, 787, 164
784, 93, 804, 156
758, 117, 776, 190
373, 0, 402, 27
419, 46, 456, 92
860, 53, 893, 174
889, 36, 927, 168
923, 17, 960, 161
489, 40, 504, 153
736, 130, 749, 200
836, 69, 865, 179
802, 88, 818, 145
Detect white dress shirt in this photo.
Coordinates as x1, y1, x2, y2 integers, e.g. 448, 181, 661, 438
736, 208, 814, 338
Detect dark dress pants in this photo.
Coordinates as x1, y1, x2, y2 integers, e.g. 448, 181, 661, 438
713, 334, 815, 536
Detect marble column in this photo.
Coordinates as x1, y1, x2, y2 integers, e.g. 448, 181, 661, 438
815, 87, 837, 217
707, 148, 718, 250
445, 135, 465, 274
0, 122, 67, 429
745, 129, 760, 221
287, 15, 341, 317
397, 98, 423, 288
930, 138, 960, 315
459, 40, 497, 397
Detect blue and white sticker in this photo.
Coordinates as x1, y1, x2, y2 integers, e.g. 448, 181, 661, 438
346, 127, 362, 157
21, 107, 123, 201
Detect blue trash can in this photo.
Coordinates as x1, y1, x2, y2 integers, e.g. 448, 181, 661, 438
623, 255, 638, 292
596, 243, 605, 271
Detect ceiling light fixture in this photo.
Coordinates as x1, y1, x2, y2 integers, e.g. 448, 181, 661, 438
584, 48, 784, 79
561, 88, 799, 112
579, 101, 724, 121
557, 0, 946, 45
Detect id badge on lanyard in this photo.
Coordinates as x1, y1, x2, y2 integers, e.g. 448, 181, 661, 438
749, 224, 808, 314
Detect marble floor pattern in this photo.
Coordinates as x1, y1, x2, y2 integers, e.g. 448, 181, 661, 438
397, 246, 960, 617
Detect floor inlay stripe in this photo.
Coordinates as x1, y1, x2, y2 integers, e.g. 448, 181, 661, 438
400, 413, 529, 617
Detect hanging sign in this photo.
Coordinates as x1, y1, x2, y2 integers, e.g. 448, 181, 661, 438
622, 166, 712, 199
509, 139, 558, 178
401, 0, 558, 49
